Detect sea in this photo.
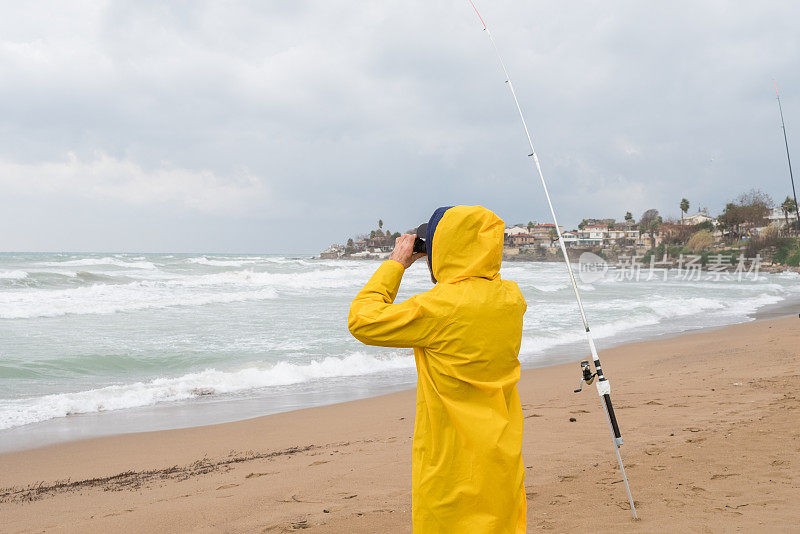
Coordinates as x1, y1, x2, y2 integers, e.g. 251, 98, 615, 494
1, 252, 798, 452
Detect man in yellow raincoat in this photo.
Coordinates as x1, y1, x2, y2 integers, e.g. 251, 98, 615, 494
348, 205, 527, 533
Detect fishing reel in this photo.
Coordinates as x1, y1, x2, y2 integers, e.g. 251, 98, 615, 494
573, 360, 596, 393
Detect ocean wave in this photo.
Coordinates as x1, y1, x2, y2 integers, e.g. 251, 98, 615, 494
0, 265, 373, 318
646, 296, 725, 318
0, 352, 415, 430
528, 283, 568, 292
0, 283, 279, 319
719, 293, 784, 315
36, 257, 157, 270
521, 314, 662, 357
164, 268, 370, 290
75, 271, 131, 284
185, 256, 297, 266
519, 293, 778, 358
186, 256, 255, 267
0, 270, 28, 280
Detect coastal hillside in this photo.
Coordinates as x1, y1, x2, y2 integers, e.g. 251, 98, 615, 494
321, 192, 800, 270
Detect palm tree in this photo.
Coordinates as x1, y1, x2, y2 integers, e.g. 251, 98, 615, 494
648, 218, 662, 242
781, 196, 797, 234
680, 198, 690, 225
624, 211, 633, 222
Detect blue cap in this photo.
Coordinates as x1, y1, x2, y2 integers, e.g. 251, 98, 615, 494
425, 206, 454, 283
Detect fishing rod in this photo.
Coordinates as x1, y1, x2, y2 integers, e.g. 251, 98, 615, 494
466, 1, 638, 518
774, 80, 800, 235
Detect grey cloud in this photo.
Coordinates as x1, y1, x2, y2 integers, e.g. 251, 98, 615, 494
0, 0, 799, 252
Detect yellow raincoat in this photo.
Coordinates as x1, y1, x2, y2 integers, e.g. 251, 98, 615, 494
348, 205, 527, 533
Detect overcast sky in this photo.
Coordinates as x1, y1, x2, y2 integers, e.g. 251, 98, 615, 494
1, 1, 799, 253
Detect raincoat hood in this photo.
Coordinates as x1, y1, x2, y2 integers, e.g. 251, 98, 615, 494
429, 205, 504, 284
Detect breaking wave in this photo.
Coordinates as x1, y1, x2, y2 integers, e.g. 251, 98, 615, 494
0, 283, 279, 319
167, 268, 369, 290
186, 256, 257, 267
0, 270, 28, 280
520, 293, 783, 359
0, 352, 415, 430
36, 257, 157, 270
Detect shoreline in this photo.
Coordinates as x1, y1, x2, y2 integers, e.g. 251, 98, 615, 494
1, 316, 798, 532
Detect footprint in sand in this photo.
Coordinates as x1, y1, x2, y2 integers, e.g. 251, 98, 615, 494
246, 472, 277, 479
262, 523, 306, 532
616, 500, 640, 510
710, 473, 740, 480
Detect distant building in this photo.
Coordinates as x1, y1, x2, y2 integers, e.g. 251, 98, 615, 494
604, 228, 641, 244
503, 219, 650, 248
560, 231, 578, 247
320, 244, 344, 259
528, 223, 562, 240
681, 212, 713, 226
504, 226, 530, 237
508, 233, 537, 247
767, 206, 798, 228
576, 225, 606, 247
365, 236, 392, 252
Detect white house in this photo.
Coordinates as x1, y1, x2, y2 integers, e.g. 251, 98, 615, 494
767, 206, 798, 228
574, 225, 605, 247
504, 226, 530, 237
681, 212, 713, 226
560, 231, 578, 247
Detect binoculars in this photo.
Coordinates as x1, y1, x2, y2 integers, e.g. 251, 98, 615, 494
413, 223, 428, 254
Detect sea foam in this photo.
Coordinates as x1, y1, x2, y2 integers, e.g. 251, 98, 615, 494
0, 282, 279, 319
37, 257, 157, 270
0, 270, 28, 280
0, 351, 415, 430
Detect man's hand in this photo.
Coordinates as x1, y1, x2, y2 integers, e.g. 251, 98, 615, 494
389, 234, 426, 269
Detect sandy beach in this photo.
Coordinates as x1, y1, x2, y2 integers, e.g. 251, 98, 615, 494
1, 315, 798, 533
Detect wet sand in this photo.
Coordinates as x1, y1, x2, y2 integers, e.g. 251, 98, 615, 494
1, 316, 798, 532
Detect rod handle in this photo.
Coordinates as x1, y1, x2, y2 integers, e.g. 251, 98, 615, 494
603, 393, 622, 440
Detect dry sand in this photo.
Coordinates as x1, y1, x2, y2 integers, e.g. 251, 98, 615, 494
1, 316, 798, 533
